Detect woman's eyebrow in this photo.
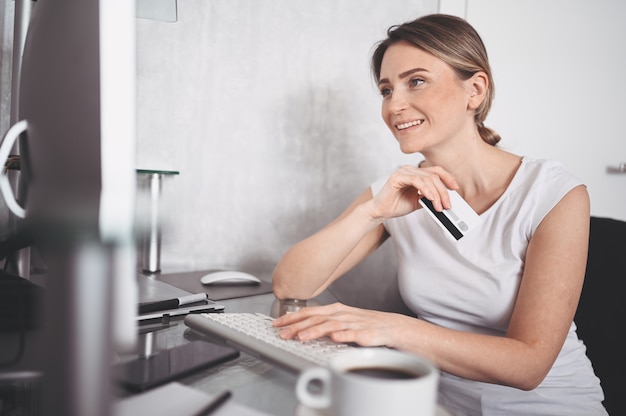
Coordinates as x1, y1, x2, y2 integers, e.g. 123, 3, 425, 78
378, 68, 428, 86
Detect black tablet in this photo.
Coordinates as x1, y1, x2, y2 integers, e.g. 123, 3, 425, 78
114, 340, 239, 392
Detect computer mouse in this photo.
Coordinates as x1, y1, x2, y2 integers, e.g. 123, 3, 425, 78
200, 270, 261, 286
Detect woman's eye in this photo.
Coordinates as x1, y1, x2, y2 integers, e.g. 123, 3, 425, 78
409, 78, 424, 88
380, 87, 392, 97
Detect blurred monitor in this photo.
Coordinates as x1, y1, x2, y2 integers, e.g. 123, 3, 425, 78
16, 0, 137, 351
3, 0, 138, 414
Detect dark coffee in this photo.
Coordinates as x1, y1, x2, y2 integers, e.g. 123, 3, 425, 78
346, 367, 421, 380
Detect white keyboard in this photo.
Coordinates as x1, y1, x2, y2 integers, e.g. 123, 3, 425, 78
184, 312, 357, 373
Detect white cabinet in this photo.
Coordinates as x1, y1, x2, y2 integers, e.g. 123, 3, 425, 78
460, 0, 626, 221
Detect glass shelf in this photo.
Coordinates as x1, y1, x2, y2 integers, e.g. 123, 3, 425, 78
136, 169, 179, 176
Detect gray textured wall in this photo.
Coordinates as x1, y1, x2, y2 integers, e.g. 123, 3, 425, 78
0, 0, 437, 311
135, 0, 436, 310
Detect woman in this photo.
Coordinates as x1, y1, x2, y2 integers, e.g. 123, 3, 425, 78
272, 14, 606, 415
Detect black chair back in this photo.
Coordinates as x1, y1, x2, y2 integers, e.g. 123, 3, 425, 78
575, 216, 626, 416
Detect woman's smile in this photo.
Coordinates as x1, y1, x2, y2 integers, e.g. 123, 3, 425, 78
396, 119, 424, 130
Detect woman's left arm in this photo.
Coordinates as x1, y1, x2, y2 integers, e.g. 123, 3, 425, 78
274, 185, 590, 390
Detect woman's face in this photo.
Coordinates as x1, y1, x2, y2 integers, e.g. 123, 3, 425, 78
378, 41, 477, 155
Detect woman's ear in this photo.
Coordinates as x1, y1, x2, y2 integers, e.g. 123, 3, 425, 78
467, 71, 488, 110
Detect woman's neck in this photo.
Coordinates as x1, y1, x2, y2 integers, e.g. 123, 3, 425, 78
421, 139, 522, 213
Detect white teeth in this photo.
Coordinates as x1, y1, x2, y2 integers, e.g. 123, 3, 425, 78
397, 120, 423, 130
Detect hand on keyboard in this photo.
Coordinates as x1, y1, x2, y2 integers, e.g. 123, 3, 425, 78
184, 312, 357, 373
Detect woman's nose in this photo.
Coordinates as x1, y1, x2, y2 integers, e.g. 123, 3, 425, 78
387, 90, 409, 114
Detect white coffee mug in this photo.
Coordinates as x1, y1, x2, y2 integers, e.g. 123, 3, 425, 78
296, 348, 439, 416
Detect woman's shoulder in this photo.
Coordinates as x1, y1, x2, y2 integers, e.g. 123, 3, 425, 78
511, 157, 585, 230
520, 156, 572, 173
515, 156, 583, 189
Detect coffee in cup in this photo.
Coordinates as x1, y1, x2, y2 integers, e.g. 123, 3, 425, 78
296, 348, 439, 416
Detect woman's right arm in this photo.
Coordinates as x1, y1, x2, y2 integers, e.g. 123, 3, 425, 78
272, 188, 388, 300
272, 165, 458, 300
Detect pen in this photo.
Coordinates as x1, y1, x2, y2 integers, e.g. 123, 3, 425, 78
192, 390, 232, 416
138, 293, 208, 314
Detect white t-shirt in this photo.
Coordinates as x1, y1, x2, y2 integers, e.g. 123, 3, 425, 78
371, 157, 607, 416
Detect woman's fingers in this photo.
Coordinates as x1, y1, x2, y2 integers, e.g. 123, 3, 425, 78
274, 303, 356, 340
391, 165, 458, 212
274, 303, 339, 332
273, 303, 399, 347
423, 166, 459, 211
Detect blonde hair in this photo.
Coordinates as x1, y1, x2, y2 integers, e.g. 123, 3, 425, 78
371, 14, 501, 146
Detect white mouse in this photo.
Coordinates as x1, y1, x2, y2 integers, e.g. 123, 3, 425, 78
200, 270, 261, 286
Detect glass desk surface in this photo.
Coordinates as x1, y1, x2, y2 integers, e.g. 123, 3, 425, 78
124, 275, 450, 416
122, 275, 336, 416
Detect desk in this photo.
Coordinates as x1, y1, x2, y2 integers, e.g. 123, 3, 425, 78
2, 273, 447, 415
122, 275, 338, 416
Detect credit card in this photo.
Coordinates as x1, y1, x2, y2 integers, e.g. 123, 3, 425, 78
418, 190, 481, 241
